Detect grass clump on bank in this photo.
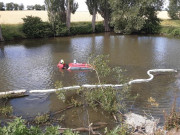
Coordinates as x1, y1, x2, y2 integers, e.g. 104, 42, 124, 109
160, 20, 180, 37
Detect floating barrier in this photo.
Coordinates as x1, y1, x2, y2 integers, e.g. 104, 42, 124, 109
0, 69, 177, 96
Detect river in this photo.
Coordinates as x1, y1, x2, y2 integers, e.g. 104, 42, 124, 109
0, 33, 180, 127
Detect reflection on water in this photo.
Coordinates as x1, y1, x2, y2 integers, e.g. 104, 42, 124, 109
0, 33, 180, 125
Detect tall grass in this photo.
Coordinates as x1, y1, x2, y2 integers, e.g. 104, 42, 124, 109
160, 20, 180, 37
1, 24, 26, 41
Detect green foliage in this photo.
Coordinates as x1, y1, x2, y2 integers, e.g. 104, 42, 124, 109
55, 55, 130, 114
0, 106, 13, 116
161, 19, 180, 37
168, 0, 180, 20
44, 125, 60, 135
164, 97, 180, 130
110, 0, 163, 34
0, 117, 29, 135
69, 0, 79, 14
63, 129, 79, 135
98, 0, 111, 31
89, 55, 111, 81
1, 24, 26, 41
55, 23, 69, 36
84, 87, 118, 112
22, 16, 53, 38
70, 24, 93, 35
34, 114, 50, 125
160, 26, 180, 37
86, 0, 99, 15
95, 22, 105, 33
104, 125, 130, 135
0, 117, 60, 135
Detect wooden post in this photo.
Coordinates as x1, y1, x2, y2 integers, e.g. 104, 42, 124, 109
0, 25, 4, 42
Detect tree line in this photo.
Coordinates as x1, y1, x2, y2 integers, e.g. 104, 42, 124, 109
45, 0, 165, 34
0, 2, 46, 11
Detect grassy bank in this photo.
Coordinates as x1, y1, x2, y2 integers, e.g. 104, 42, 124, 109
160, 20, 180, 37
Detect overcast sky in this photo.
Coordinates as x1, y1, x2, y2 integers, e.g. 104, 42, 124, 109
0, 0, 169, 11
0, 0, 88, 11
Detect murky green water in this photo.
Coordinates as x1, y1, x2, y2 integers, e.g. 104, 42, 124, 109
0, 33, 180, 126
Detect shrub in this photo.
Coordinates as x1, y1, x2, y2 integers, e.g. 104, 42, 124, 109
70, 24, 93, 35
34, 114, 50, 125
1, 24, 26, 41
22, 16, 53, 38
160, 26, 180, 37
0, 106, 13, 116
95, 22, 105, 33
0, 117, 60, 135
55, 23, 69, 36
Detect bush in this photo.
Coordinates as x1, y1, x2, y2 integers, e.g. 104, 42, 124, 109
1, 24, 26, 41
70, 24, 93, 35
0, 117, 60, 135
22, 16, 53, 38
55, 23, 69, 36
160, 26, 180, 37
95, 22, 105, 33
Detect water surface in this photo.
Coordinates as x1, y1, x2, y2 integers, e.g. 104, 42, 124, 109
0, 33, 180, 126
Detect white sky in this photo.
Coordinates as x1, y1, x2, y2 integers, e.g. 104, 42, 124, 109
0, 0, 169, 11
0, 0, 88, 11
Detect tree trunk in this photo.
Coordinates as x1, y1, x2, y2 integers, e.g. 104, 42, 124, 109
92, 8, 96, 33
104, 17, 110, 32
0, 25, 4, 42
66, 0, 71, 31
104, 0, 110, 32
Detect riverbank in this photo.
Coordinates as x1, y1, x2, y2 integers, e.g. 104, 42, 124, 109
160, 20, 180, 37
1, 20, 180, 42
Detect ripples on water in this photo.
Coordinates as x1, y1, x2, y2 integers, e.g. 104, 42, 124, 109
0, 34, 180, 125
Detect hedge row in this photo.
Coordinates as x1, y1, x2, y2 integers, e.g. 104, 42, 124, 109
1, 16, 105, 41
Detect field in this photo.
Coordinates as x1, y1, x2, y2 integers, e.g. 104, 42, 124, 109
0, 11, 170, 24
0, 11, 103, 24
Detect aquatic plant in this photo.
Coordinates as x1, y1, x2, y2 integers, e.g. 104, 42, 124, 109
0, 106, 13, 116
34, 113, 50, 125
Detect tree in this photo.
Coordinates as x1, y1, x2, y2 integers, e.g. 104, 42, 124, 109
110, 0, 164, 34
14, 3, 19, 10
34, 4, 42, 10
41, 5, 46, 10
66, 0, 78, 31
86, 0, 99, 32
27, 5, 34, 10
168, 0, 180, 19
45, 0, 66, 36
98, 0, 111, 32
0, 2, 5, 11
45, 0, 78, 34
19, 4, 24, 10
6, 2, 14, 10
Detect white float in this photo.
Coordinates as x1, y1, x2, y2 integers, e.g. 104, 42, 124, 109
0, 69, 177, 95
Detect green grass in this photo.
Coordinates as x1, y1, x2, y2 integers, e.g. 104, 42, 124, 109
1, 24, 26, 41
160, 20, 180, 37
